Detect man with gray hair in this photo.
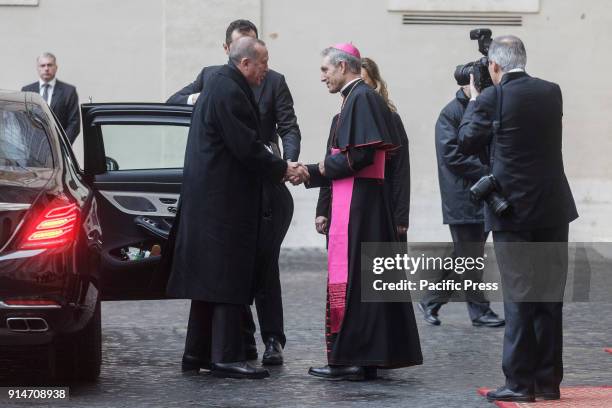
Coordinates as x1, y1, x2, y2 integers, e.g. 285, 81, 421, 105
304, 43, 422, 381
166, 36, 308, 380
459, 35, 577, 402
22, 52, 80, 144
167, 19, 301, 368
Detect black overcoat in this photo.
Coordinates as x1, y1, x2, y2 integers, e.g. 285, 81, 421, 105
166, 64, 287, 304
166, 65, 301, 161
435, 89, 487, 225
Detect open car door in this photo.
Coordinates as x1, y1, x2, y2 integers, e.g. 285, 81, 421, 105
81, 103, 191, 300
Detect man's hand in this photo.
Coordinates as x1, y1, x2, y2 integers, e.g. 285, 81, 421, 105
285, 162, 309, 185
396, 225, 408, 237
188, 93, 201, 105
469, 74, 480, 100
315, 216, 329, 235
318, 161, 325, 176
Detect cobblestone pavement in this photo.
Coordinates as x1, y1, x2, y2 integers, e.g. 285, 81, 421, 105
2, 248, 611, 407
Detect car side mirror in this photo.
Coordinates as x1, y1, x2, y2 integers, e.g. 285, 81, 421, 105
106, 156, 119, 171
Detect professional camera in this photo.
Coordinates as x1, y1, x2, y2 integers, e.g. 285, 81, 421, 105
470, 174, 510, 216
454, 28, 493, 91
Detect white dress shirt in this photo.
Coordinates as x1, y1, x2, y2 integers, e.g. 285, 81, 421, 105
39, 78, 57, 105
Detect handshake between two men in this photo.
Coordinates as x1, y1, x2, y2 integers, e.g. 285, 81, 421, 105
283, 161, 311, 185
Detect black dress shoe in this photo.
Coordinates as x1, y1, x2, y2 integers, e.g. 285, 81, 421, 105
210, 361, 270, 379
418, 302, 441, 326
181, 354, 211, 372
308, 365, 377, 381
262, 337, 283, 366
472, 310, 505, 327
486, 386, 535, 402
245, 345, 258, 361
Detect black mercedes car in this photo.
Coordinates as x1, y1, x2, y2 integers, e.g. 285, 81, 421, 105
0, 90, 190, 380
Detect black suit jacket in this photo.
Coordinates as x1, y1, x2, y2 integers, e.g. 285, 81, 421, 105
167, 66, 301, 161
458, 71, 578, 232
22, 80, 80, 144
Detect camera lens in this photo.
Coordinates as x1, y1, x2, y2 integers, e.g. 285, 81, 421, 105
454, 63, 474, 86
487, 193, 511, 216
470, 175, 493, 201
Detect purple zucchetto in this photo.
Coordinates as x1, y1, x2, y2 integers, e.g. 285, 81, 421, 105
331, 43, 361, 59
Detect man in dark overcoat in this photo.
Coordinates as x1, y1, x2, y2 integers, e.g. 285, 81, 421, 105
168, 19, 300, 365
418, 85, 504, 328
166, 36, 306, 380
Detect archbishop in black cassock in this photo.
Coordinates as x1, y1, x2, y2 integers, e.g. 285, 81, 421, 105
306, 44, 422, 381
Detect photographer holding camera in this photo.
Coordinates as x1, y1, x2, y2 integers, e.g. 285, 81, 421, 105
418, 82, 504, 328
458, 35, 578, 403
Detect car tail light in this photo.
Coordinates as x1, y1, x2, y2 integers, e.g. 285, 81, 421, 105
19, 196, 79, 250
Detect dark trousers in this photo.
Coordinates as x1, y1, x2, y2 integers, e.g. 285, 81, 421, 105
421, 223, 491, 320
243, 182, 293, 347
184, 301, 246, 364
243, 253, 285, 347
493, 224, 569, 394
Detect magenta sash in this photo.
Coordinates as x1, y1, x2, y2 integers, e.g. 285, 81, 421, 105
327, 149, 385, 333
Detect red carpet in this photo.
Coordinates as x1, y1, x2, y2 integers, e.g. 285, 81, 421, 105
478, 387, 612, 407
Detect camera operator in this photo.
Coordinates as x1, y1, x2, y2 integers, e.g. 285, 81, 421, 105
418, 84, 504, 328
458, 35, 578, 403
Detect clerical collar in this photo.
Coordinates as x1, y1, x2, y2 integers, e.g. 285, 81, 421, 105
341, 78, 362, 97
39, 78, 57, 88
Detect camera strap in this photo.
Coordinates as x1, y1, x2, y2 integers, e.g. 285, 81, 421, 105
490, 84, 503, 168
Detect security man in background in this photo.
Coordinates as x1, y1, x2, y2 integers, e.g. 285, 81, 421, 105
418, 84, 504, 328
22, 52, 80, 144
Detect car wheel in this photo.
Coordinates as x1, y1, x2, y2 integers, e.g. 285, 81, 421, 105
53, 300, 101, 382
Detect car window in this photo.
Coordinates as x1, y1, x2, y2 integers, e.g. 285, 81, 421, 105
100, 124, 188, 171
0, 106, 53, 171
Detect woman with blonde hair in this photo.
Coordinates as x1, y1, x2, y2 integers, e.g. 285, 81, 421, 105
361, 57, 411, 239
360, 57, 397, 112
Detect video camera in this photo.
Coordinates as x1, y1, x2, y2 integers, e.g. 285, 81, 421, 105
454, 28, 493, 91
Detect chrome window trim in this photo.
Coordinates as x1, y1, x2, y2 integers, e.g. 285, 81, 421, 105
0, 203, 31, 211
0, 249, 45, 261
99, 190, 179, 217
0, 301, 60, 310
